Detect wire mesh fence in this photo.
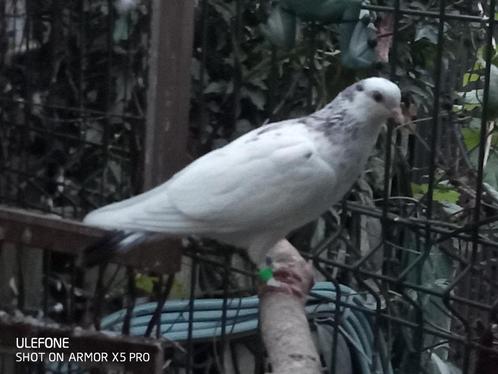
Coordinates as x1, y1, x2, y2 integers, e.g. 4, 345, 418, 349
1, 0, 498, 373
0, 0, 150, 218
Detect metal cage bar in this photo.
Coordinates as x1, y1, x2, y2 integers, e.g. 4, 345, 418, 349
0, 1, 497, 373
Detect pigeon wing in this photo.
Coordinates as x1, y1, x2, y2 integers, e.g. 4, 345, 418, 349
85, 120, 336, 235
137, 121, 336, 233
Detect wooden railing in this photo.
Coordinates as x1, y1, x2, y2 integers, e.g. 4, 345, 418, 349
0, 206, 182, 274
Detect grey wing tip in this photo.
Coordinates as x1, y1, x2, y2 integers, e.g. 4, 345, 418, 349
79, 230, 146, 268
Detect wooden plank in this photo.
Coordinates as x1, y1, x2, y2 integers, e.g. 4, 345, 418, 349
144, 0, 195, 189
0, 312, 164, 373
0, 206, 181, 274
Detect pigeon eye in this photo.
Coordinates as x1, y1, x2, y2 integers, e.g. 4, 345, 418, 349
372, 91, 383, 103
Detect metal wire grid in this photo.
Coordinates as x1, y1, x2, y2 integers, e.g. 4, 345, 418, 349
0, 0, 497, 374
0, 0, 149, 219
189, 1, 498, 373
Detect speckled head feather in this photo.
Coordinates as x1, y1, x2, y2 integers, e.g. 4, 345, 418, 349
316, 79, 400, 130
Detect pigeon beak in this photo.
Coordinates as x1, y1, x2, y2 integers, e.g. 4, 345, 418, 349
390, 107, 403, 124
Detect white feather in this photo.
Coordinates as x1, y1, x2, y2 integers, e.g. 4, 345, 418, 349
84, 77, 401, 264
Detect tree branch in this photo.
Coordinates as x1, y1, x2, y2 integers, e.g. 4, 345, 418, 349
259, 240, 320, 374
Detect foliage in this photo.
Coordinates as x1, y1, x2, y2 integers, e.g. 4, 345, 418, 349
262, 0, 378, 69
188, 4, 498, 373
1, 1, 497, 372
189, 0, 369, 154
411, 183, 460, 204
0, 0, 150, 218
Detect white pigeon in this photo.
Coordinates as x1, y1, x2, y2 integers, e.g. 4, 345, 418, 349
83, 77, 402, 266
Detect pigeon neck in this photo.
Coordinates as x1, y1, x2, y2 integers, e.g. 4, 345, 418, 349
311, 101, 345, 120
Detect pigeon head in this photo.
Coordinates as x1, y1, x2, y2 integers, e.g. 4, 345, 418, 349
344, 77, 402, 124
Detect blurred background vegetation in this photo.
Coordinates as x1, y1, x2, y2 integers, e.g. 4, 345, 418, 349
1, 1, 498, 373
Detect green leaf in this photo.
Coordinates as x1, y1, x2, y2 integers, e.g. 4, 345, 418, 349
463, 103, 481, 112
433, 189, 460, 204
415, 24, 439, 44
135, 274, 158, 294
261, 5, 297, 49
204, 81, 227, 94
241, 87, 266, 110
461, 127, 480, 150
411, 182, 428, 196
462, 72, 480, 86
411, 183, 460, 203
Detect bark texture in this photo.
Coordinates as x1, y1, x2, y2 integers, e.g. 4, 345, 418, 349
260, 240, 320, 374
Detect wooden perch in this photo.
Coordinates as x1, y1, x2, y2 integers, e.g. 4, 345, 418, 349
260, 240, 321, 374
0, 206, 181, 274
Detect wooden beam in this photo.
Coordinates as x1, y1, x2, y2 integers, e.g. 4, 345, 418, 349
0, 206, 181, 274
144, 0, 195, 190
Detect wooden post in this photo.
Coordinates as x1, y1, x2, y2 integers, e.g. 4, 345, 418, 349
144, 0, 195, 190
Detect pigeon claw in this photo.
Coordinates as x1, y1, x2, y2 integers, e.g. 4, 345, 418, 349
260, 268, 308, 299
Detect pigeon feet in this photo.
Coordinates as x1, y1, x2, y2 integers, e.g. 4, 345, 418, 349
261, 267, 310, 298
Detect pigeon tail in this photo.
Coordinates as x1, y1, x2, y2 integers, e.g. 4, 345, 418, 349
80, 230, 147, 267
